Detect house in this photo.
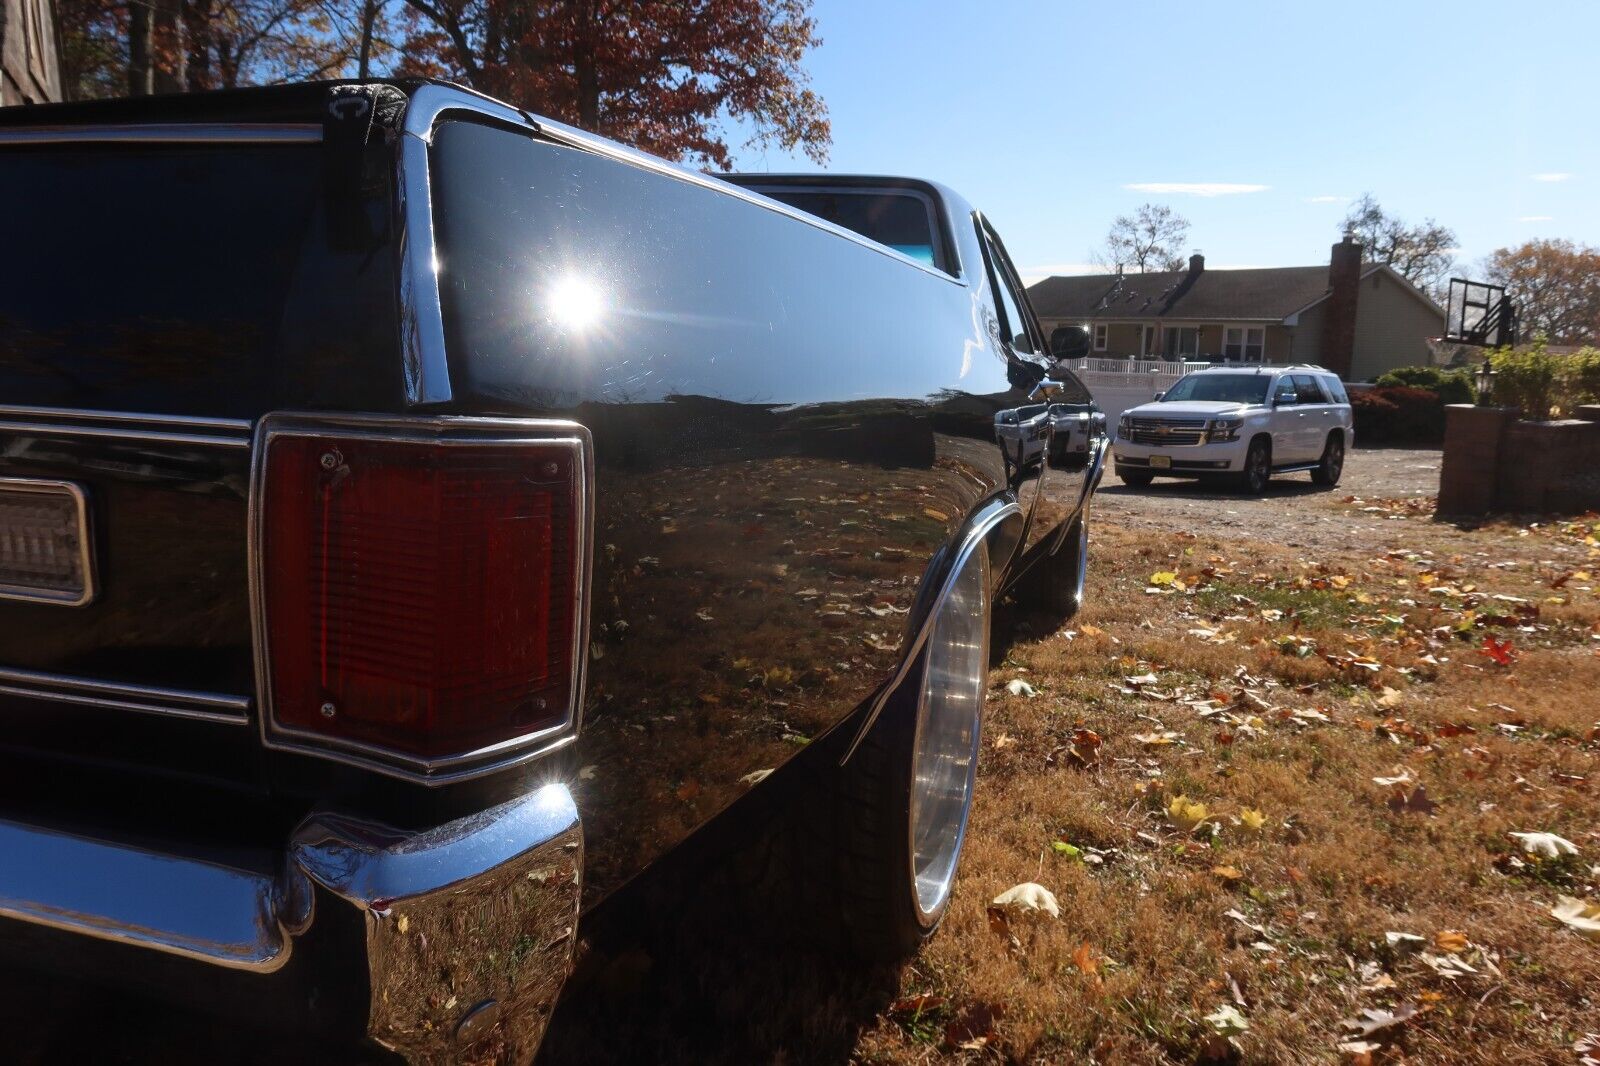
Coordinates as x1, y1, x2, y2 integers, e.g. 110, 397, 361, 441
1026, 238, 1447, 381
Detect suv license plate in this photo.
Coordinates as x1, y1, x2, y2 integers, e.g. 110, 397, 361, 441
1149, 455, 1172, 469
0, 479, 95, 606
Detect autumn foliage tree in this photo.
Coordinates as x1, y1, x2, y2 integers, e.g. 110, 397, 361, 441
1095, 203, 1191, 273
1483, 239, 1600, 346
392, 0, 828, 166
58, 0, 830, 170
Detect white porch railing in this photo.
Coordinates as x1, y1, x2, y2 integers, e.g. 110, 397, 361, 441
1055, 358, 1217, 378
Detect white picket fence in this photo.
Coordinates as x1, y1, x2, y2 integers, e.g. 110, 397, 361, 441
1054, 360, 1217, 426
1056, 358, 1217, 378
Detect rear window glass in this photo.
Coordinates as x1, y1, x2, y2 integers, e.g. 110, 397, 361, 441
749, 188, 945, 272
0, 144, 324, 415
1161, 373, 1270, 405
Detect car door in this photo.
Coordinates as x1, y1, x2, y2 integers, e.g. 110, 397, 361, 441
1293, 374, 1333, 460
1268, 374, 1305, 462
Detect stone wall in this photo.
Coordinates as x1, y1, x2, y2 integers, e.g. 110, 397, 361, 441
1439, 404, 1600, 515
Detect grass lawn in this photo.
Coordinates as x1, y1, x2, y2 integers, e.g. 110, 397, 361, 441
853, 508, 1600, 1064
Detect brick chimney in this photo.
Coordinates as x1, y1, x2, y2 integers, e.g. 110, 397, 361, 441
1188, 252, 1205, 276
1320, 236, 1362, 378
1161, 252, 1205, 311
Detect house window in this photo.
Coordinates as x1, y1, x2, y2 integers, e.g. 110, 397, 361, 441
1093, 323, 1108, 351
1140, 324, 1157, 357
1163, 326, 1198, 360
1223, 325, 1266, 362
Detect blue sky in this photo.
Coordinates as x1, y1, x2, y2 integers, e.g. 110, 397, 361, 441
739, 0, 1599, 284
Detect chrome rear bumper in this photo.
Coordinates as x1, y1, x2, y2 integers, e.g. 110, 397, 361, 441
0, 783, 582, 1061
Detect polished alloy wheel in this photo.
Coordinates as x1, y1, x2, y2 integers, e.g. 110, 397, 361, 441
907, 542, 991, 922
1245, 442, 1270, 494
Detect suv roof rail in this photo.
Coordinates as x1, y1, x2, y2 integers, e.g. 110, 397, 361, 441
1194, 362, 1332, 374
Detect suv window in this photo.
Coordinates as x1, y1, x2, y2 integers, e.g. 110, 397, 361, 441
1321, 375, 1350, 404
1271, 376, 1298, 406
1293, 374, 1327, 404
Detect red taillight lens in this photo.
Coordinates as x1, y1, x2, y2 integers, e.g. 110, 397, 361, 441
259, 428, 584, 771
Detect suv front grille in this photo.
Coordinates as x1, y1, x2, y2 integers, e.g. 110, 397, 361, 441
1124, 418, 1206, 446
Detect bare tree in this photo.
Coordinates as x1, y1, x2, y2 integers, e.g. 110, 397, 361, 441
1341, 193, 1457, 296
1094, 203, 1190, 273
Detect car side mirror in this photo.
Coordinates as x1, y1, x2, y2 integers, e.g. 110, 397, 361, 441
1152, 391, 1165, 402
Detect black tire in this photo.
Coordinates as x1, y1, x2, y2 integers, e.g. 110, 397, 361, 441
1236, 438, 1271, 495
1119, 468, 1154, 487
831, 543, 991, 961
1311, 431, 1345, 487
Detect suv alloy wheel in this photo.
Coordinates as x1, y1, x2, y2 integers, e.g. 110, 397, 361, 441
1239, 438, 1271, 495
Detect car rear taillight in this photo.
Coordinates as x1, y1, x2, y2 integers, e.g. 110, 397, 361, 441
252, 414, 590, 782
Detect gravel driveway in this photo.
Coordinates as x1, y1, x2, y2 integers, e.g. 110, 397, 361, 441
1085, 446, 1443, 553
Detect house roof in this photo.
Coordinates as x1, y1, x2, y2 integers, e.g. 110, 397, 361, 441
1027, 265, 1338, 322
1027, 262, 1443, 324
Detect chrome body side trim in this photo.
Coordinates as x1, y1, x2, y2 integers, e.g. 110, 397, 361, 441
0, 411, 252, 449
0, 405, 253, 432
0, 783, 581, 1058
0, 818, 302, 971
0, 667, 250, 725
0, 123, 323, 145
0, 478, 96, 607
247, 411, 595, 785
839, 496, 1022, 765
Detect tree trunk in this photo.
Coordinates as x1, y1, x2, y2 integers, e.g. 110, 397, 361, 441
357, 0, 378, 78
128, 0, 153, 95
185, 0, 214, 91
152, 0, 185, 92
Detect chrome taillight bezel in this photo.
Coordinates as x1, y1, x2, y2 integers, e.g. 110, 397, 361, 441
247, 411, 594, 786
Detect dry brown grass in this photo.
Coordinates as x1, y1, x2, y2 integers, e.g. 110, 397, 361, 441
853, 515, 1600, 1065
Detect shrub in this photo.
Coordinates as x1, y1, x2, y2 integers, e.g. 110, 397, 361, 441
1566, 347, 1600, 407
1489, 340, 1561, 419
1374, 365, 1474, 405
1352, 385, 1448, 444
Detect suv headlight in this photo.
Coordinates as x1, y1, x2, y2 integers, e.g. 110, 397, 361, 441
1207, 417, 1244, 442
1118, 414, 1132, 436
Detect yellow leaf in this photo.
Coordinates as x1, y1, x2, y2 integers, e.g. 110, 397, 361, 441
1433, 930, 1469, 953
1167, 795, 1210, 833
1149, 571, 1178, 586
1239, 808, 1267, 832
1211, 865, 1244, 882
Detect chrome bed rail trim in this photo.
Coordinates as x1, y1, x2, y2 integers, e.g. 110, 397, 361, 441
840, 496, 1022, 765
0, 406, 253, 449
0, 667, 250, 726
0, 124, 322, 145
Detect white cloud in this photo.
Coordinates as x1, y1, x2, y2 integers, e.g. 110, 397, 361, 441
1123, 182, 1270, 197
1517, 215, 1554, 222
1303, 195, 1346, 204
1531, 172, 1573, 182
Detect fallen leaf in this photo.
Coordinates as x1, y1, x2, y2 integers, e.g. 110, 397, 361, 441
1071, 942, 1100, 976
739, 768, 773, 787
1551, 895, 1600, 939
992, 882, 1060, 920
1204, 1004, 1250, 1037
1479, 635, 1517, 666
1372, 767, 1415, 788
1239, 808, 1267, 833
888, 993, 945, 1017
1509, 831, 1579, 859
1386, 784, 1437, 816
992, 733, 1017, 751
1211, 865, 1244, 882
1432, 929, 1470, 954
942, 1001, 1004, 1051
1006, 679, 1038, 698
1068, 728, 1102, 768
1134, 730, 1182, 747
1341, 1002, 1422, 1039
1168, 795, 1210, 833
1385, 931, 1426, 953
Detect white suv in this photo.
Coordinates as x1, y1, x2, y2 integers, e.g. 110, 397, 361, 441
1112, 365, 1353, 494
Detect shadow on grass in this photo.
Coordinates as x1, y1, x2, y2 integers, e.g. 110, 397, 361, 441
1097, 477, 1329, 503
536, 750, 906, 1066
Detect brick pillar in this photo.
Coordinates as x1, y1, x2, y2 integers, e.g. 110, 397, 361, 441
1575, 405, 1600, 423
1438, 405, 1515, 515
